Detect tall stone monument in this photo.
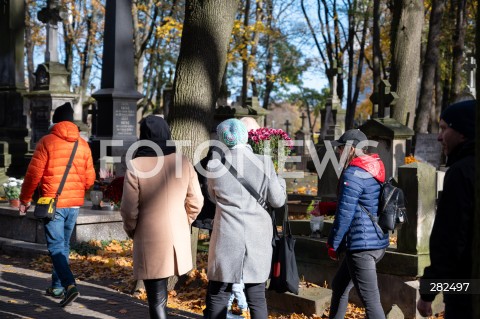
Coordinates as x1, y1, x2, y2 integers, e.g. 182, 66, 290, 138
315, 61, 343, 200
361, 79, 414, 178
320, 60, 342, 141
0, 0, 29, 178
24, 0, 77, 151
91, 0, 143, 173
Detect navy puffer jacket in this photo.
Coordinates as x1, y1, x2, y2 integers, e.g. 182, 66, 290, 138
328, 154, 389, 251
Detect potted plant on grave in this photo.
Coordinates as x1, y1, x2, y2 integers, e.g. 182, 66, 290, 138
247, 127, 293, 172
2, 177, 23, 208
308, 201, 337, 238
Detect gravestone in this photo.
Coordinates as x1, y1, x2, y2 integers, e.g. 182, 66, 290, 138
464, 51, 476, 97
24, 1, 77, 151
397, 162, 437, 258
213, 96, 267, 134
91, 0, 143, 174
413, 133, 443, 168
362, 80, 413, 178
315, 62, 343, 200
0, 0, 29, 178
360, 118, 414, 178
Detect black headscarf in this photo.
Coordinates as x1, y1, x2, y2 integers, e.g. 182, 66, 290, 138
134, 115, 176, 158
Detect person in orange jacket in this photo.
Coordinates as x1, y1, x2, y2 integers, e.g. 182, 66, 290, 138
19, 102, 96, 307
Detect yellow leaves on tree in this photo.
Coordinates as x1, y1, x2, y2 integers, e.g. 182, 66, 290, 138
155, 17, 183, 42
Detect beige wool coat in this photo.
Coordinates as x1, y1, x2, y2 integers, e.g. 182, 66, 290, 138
120, 154, 204, 280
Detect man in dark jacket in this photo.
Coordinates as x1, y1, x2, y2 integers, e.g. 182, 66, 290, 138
417, 99, 476, 318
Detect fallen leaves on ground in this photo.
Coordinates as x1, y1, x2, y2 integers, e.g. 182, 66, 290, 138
28, 239, 443, 319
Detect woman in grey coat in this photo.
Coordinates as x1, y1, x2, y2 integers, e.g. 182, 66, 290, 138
204, 119, 286, 319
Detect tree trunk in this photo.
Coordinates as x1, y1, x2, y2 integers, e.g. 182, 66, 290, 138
372, 0, 381, 95
241, 0, 251, 105
25, 3, 36, 91
429, 62, 443, 133
346, 1, 369, 130
262, 0, 274, 109
62, 19, 74, 87
450, 0, 467, 100
390, 0, 424, 127
170, 0, 239, 162
414, 0, 446, 133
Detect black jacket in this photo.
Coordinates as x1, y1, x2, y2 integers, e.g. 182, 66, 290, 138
420, 140, 475, 303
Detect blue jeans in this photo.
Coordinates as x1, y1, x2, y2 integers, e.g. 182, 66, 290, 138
44, 207, 79, 289
228, 281, 248, 310
329, 249, 386, 319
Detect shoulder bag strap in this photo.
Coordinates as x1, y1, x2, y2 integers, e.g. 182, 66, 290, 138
56, 140, 79, 198
359, 204, 384, 238
220, 156, 269, 211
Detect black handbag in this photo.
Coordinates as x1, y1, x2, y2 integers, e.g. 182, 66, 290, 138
221, 156, 299, 294
268, 205, 300, 294
33, 140, 78, 221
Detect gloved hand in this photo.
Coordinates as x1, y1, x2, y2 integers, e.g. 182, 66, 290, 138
326, 243, 338, 261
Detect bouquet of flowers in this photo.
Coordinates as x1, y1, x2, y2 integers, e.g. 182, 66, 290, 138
2, 177, 23, 200
247, 128, 293, 171
102, 176, 124, 208
310, 201, 337, 217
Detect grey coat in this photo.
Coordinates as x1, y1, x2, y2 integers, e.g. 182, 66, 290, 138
206, 145, 286, 283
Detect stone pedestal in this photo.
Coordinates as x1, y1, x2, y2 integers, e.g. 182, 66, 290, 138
24, 92, 77, 151
397, 163, 436, 258
360, 117, 414, 178
0, 0, 29, 177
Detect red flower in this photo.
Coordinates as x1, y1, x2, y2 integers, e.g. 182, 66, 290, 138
103, 176, 124, 205
310, 201, 337, 216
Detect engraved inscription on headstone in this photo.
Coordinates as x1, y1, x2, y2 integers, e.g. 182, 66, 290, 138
113, 103, 136, 137
414, 133, 443, 168
31, 105, 51, 146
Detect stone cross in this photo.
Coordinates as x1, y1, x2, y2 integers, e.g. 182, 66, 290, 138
300, 112, 306, 131
326, 59, 341, 107
464, 51, 476, 96
37, 0, 66, 63
370, 79, 398, 118
284, 119, 291, 135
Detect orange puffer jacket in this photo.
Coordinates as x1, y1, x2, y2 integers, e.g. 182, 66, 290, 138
20, 121, 96, 208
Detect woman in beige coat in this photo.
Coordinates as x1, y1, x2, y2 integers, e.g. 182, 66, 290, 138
120, 115, 204, 319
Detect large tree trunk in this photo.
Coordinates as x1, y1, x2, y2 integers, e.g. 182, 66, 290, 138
450, 0, 467, 100
414, 0, 446, 133
169, 0, 239, 162
390, 0, 424, 127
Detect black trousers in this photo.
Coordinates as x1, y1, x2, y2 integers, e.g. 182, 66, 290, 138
204, 280, 267, 319
144, 278, 168, 319
329, 249, 386, 319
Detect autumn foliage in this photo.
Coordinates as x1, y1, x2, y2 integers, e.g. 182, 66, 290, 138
28, 239, 444, 318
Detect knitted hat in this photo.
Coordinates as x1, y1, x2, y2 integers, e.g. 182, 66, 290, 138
440, 100, 476, 139
52, 102, 74, 123
217, 118, 248, 148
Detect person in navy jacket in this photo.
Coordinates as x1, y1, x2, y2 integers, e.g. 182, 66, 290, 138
327, 129, 389, 319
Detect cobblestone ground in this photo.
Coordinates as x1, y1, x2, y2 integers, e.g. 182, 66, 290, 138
0, 255, 201, 319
